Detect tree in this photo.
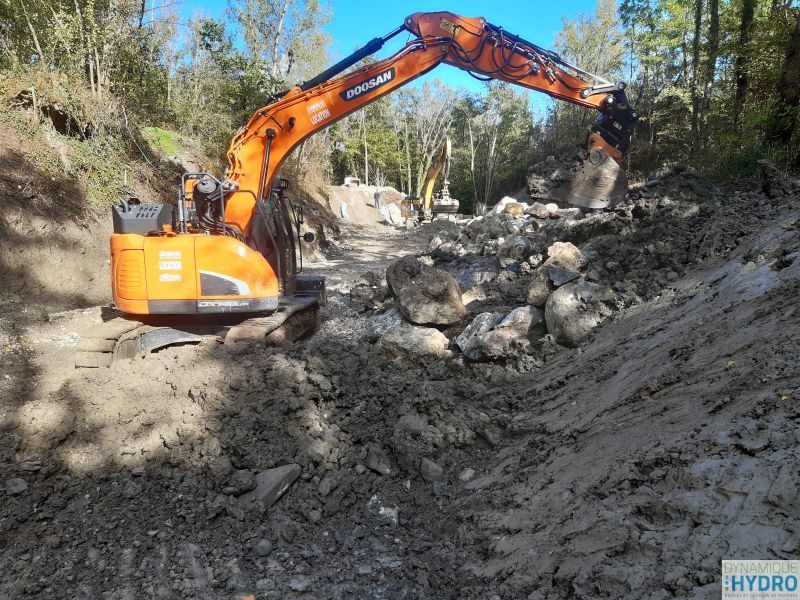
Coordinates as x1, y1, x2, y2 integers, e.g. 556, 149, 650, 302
459, 82, 534, 214
733, 0, 757, 132
768, 11, 800, 153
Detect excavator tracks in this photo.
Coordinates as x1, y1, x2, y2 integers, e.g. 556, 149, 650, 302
74, 317, 144, 368
224, 298, 320, 346
75, 299, 320, 368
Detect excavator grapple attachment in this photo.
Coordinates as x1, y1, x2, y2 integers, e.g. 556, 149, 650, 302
548, 149, 628, 209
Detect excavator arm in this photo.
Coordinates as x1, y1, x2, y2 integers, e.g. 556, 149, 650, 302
223, 10, 639, 235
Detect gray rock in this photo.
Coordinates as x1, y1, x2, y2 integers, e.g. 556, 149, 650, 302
554, 207, 584, 220
439, 256, 500, 291
547, 265, 581, 287
121, 481, 141, 499
498, 235, 531, 260
207, 455, 233, 484
308, 509, 322, 523
526, 267, 553, 307
379, 324, 449, 359
394, 413, 427, 434
366, 447, 392, 476
364, 308, 405, 342
288, 576, 311, 592
456, 306, 544, 361
318, 475, 337, 497
355, 464, 367, 475
5, 478, 27, 495
254, 539, 273, 557
458, 468, 476, 482
525, 201, 551, 219
227, 469, 256, 495
239, 464, 301, 508
465, 214, 511, 240
377, 505, 399, 528
455, 312, 504, 357
420, 458, 444, 482
544, 281, 615, 347
386, 256, 466, 325
526, 242, 587, 306
306, 439, 331, 464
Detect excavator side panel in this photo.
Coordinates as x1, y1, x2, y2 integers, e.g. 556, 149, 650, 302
111, 233, 281, 315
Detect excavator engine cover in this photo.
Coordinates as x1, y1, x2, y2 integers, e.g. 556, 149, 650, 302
549, 149, 628, 209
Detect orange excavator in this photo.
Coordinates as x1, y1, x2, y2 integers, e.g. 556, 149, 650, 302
77, 10, 637, 366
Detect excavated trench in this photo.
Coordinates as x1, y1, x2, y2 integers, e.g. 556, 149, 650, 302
0, 159, 799, 599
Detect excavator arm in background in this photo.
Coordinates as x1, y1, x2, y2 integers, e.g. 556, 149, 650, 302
222, 10, 639, 237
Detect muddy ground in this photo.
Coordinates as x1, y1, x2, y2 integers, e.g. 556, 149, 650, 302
1, 164, 799, 600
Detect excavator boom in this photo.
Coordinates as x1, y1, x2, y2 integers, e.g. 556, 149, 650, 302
223, 10, 638, 233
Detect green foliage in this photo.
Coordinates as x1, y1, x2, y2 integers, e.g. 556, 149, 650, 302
142, 127, 181, 157
2, 0, 798, 218
616, 0, 800, 176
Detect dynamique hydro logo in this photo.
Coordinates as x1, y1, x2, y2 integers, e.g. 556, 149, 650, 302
723, 561, 800, 599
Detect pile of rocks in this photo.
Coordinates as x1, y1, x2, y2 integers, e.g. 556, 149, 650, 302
355, 163, 742, 365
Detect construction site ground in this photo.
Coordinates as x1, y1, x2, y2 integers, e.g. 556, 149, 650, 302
1, 116, 799, 599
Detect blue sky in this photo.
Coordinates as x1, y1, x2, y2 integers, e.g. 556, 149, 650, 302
180, 0, 600, 113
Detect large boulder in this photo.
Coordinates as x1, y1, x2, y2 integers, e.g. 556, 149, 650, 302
525, 202, 552, 219
525, 242, 587, 306
438, 256, 500, 292
546, 241, 587, 271
379, 324, 450, 359
465, 214, 510, 240
503, 202, 526, 218
544, 281, 615, 347
456, 306, 544, 361
386, 256, 466, 325
487, 196, 527, 216
498, 236, 532, 260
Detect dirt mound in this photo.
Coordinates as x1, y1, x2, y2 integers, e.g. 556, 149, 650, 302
325, 185, 406, 229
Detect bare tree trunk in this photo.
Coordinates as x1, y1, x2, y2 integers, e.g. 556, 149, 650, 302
733, 0, 756, 132
363, 115, 369, 186
768, 12, 800, 148
689, 0, 703, 156
270, 0, 290, 82
468, 120, 483, 215
21, 3, 45, 65
700, 0, 719, 150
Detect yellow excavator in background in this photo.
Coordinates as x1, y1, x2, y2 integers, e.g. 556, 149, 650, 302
421, 137, 460, 220
401, 137, 460, 221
